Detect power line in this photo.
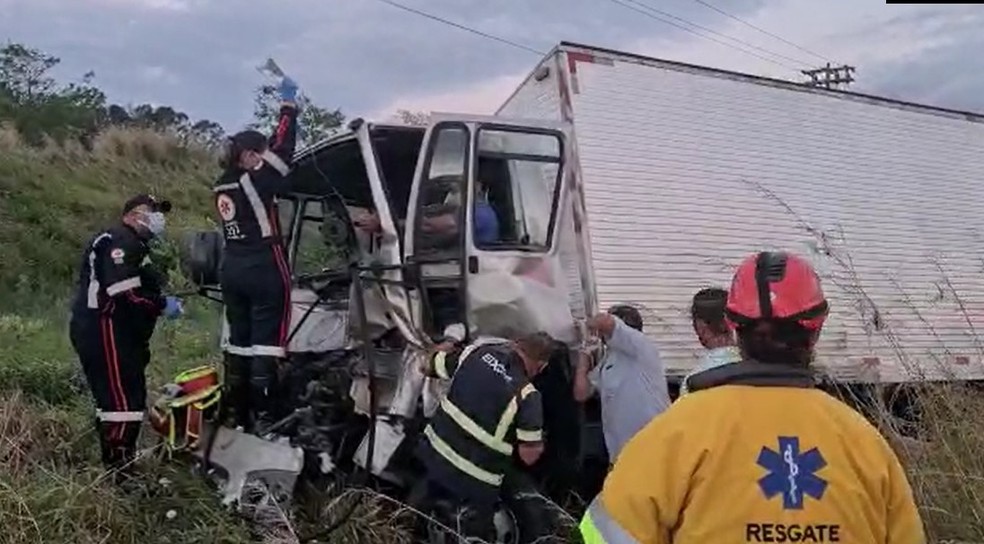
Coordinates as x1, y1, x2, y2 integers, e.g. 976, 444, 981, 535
372, 0, 546, 56
605, 0, 803, 74
690, 0, 833, 63
617, 0, 811, 68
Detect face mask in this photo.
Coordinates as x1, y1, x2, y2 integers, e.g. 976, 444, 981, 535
139, 211, 166, 237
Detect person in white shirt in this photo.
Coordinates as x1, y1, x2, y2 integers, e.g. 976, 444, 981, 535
572, 305, 671, 462
679, 287, 742, 397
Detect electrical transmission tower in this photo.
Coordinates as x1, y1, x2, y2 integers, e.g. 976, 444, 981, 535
802, 63, 856, 90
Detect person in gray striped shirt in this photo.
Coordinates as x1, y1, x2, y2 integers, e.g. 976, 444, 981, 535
573, 305, 671, 462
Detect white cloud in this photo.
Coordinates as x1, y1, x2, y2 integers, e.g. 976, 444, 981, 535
139, 65, 180, 85
627, 0, 979, 94
95, 0, 192, 10
366, 72, 527, 121
365, 0, 981, 118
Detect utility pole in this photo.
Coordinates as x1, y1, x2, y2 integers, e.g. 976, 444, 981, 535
801, 63, 856, 90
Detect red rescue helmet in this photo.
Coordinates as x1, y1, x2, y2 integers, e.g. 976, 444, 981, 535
725, 251, 829, 332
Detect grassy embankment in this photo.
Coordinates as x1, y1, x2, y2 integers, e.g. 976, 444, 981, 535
0, 127, 415, 543
1, 126, 983, 543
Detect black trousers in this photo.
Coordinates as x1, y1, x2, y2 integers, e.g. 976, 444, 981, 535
220, 245, 291, 424
220, 245, 292, 359
407, 477, 496, 542
69, 313, 150, 470
407, 471, 555, 543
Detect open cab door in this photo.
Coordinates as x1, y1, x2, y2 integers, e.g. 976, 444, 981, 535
404, 114, 579, 345
403, 114, 589, 500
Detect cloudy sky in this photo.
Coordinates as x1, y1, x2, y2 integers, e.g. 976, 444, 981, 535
1, 0, 981, 130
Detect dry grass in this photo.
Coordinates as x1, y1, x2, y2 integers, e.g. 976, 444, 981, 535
882, 385, 984, 542
0, 391, 252, 544
91, 126, 215, 166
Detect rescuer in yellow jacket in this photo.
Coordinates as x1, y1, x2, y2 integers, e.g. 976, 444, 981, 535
580, 251, 925, 544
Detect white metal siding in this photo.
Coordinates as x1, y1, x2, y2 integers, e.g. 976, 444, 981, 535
569, 54, 984, 382
498, 60, 589, 321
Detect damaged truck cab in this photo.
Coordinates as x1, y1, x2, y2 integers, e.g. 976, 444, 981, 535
184, 113, 603, 505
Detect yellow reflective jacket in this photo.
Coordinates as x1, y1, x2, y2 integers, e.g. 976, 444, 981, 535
581, 363, 925, 544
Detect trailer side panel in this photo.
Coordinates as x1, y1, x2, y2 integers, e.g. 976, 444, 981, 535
566, 49, 984, 383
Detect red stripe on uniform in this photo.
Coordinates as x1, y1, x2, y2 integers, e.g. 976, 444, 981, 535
100, 316, 128, 441
269, 205, 280, 237
272, 244, 292, 349
272, 113, 289, 150
126, 291, 158, 311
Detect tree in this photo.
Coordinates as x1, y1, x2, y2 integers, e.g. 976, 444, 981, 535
0, 41, 226, 149
0, 42, 106, 144
188, 119, 226, 149
395, 109, 430, 126
0, 43, 59, 102
251, 84, 344, 148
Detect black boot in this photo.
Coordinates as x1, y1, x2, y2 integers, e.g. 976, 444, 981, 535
223, 353, 252, 431
249, 356, 279, 435
98, 420, 142, 490
95, 418, 114, 468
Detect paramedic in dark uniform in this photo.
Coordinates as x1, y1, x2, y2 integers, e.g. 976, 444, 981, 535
214, 75, 299, 432
69, 194, 184, 476
410, 332, 555, 541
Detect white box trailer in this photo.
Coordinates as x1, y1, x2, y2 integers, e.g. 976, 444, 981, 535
498, 41, 984, 384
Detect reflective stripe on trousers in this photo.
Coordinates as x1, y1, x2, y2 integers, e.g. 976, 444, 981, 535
580, 496, 639, 543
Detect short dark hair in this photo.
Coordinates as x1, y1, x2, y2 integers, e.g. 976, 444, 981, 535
609, 304, 643, 331
691, 288, 729, 335
737, 320, 815, 367
230, 130, 268, 152
219, 130, 268, 170
515, 332, 556, 362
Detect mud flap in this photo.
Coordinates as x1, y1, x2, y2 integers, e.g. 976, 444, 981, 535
193, 424, 305, 507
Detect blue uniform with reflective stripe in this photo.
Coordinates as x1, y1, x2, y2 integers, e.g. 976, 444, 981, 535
417, 341, 543, 505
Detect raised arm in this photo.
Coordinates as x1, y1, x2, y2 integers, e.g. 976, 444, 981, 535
263, 77, 300, 173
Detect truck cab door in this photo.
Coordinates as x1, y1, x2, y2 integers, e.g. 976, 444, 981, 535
403, 114, 578, 344
403, 114, 588, 498
349, 121, 420, 346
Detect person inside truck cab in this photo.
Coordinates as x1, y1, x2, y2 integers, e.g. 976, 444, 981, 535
351, 181, 500, 246
678, 287, 741, 397
408, 332, 555, 541
573, 305, 671, 462
580, 251, 925, 544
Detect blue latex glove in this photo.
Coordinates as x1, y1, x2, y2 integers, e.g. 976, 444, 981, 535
163, 296, 184, 319
278, 76, 298, 103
